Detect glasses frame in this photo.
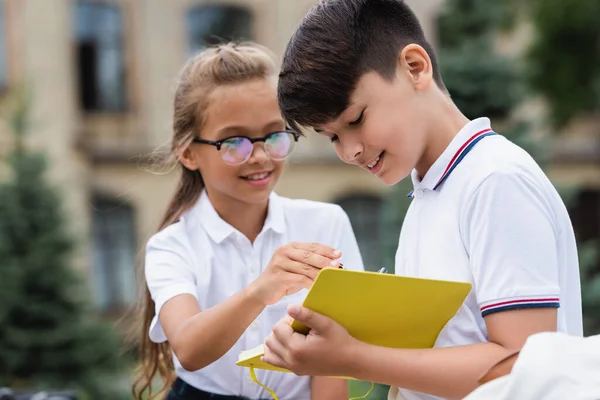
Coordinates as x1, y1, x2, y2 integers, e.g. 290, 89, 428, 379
191, 130, 300, 164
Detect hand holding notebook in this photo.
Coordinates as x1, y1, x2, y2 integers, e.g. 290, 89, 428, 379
237, 268, 472, 378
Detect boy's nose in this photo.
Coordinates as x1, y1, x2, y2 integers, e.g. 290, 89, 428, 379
339, 142, 363, 164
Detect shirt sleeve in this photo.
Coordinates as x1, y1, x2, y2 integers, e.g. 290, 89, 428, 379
331, 206, 365, 272
144, 226, 197, 342
463, 171, 561, 318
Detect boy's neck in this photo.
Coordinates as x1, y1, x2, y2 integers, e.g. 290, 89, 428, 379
415, 97, 470, 180
206, 190, 268, 243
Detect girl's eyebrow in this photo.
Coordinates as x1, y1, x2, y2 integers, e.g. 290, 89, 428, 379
215, 119, 284, 138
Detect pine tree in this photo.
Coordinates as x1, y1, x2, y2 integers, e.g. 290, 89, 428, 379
436, 0, 521, 121
0, 92, 127, 399
526, 0, 600, 129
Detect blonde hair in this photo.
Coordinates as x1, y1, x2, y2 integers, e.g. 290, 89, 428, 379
132, 42, 278, 400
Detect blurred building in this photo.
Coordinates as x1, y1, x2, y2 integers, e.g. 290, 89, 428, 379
0, 0, 597, 320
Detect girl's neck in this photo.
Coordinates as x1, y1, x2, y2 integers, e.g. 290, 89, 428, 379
206, 189, 269, 243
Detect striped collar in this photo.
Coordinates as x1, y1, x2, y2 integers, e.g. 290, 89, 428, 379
409, 117, 497, 197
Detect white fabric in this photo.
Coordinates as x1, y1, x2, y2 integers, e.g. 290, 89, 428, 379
389, 117, 583, 400
463, 332, 600, 400
145, 190, 364, 399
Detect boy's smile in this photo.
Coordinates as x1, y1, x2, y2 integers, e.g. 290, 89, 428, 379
315, 62, 431, 186
365, 152, 385, 174
313, 44, 470, 187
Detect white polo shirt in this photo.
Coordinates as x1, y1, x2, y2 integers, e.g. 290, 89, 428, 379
388, 117, 583, 400
145, 189, 364, 400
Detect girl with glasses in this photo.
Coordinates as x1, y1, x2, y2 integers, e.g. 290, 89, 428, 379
133, 42, 364, 400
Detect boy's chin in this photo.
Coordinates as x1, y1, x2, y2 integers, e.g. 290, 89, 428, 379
378, 168, 410, 186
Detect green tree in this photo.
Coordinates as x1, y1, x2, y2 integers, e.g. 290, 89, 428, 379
526, 0, 600, 128
436, 0, 521, 120
579, 240, 600, 334
0, 92, 127, 399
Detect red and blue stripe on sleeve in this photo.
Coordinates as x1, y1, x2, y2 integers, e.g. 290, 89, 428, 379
480, 296, 560, 317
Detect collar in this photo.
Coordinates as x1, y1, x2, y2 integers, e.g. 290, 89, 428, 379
194, 189, 285, 243
410, 117, 496, 195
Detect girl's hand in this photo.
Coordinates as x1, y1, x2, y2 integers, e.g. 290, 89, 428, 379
250, 242, 341, 305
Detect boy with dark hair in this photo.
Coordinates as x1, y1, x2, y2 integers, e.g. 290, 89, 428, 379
262, 1, 583, 399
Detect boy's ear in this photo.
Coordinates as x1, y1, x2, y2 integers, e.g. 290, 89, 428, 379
397, 44, 433, 91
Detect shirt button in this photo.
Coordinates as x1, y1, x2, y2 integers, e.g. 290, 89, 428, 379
415, 189, 425, 198
250, 260, 258, 274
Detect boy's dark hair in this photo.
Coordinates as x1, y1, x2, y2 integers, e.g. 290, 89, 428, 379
278, 0, 446, 132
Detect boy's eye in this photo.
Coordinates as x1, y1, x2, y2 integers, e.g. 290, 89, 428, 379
349, 110, 364, 126
330, 134, 339, 143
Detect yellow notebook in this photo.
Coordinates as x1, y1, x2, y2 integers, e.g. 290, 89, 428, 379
237, 268, 472, 375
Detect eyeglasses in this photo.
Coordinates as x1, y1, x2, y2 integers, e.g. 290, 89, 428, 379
191, 130, 300, 166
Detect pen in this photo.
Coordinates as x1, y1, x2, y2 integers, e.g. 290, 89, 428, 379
338, 264, 388, 274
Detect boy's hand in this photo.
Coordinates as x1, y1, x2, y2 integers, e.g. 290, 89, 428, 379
262, 304, 358, 377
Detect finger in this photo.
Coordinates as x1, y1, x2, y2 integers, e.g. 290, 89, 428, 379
278, 258, 321, 280
287, 304, 332, 334
291, 242, 341, 260
286, 247, 341, 269
272, 318, 296, 347
264, 332, 290, 363
263, 341, 288, 368
276, 314, 294, 326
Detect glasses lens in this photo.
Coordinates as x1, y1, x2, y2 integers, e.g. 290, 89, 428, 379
220, 137, 253, 165
265, 132, 296, 160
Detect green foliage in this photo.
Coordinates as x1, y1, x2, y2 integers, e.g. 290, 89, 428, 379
437, 46, 522, 120
379, 180, 413, 271
0, 93, 126, 398
436, 0, 523, 120
437, 0, 515, 48
349, 380, 390, 400
526, 0, 600, 128
579, 240, 600, 334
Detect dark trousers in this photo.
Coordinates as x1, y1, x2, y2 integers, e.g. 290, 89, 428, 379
167, 377, 267, 400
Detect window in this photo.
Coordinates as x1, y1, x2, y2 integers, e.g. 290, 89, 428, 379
91, 197, 137, 310
335, 194, 384, 271
74, 1, 126, 112
186, 5, 253, 55
0, 0, 6, 89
